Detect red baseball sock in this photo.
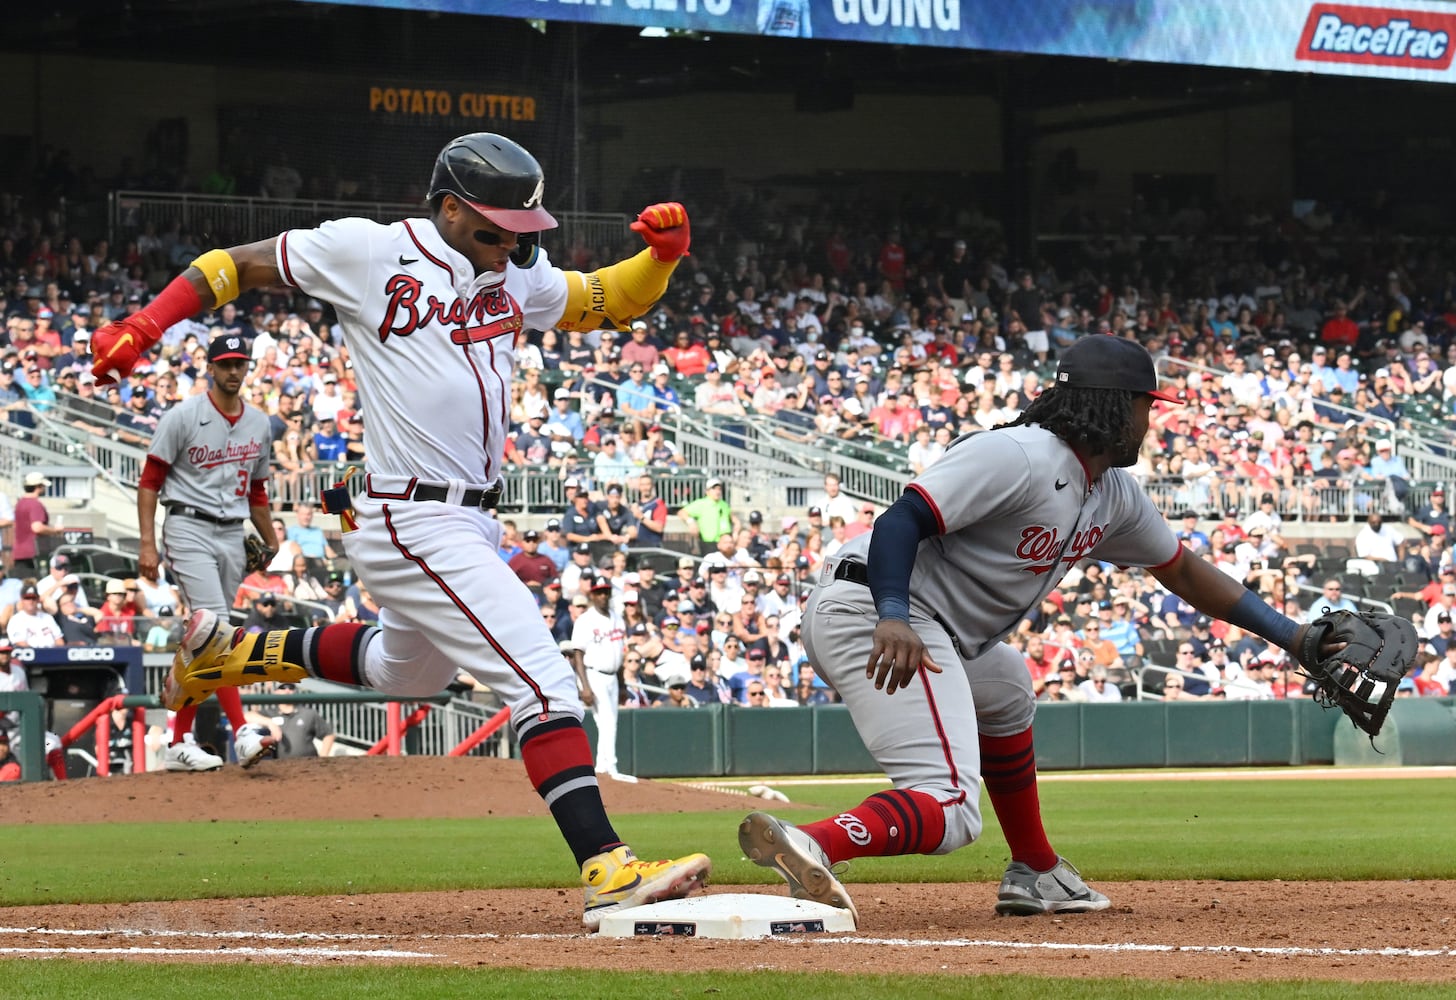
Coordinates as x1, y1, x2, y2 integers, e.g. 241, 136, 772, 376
800, 789, 948, 863
170, 704, 197, 746
307, 623, 372, 685
520, 717, 621, 867
980, 728, 1057, 871
214, 686, 246, 732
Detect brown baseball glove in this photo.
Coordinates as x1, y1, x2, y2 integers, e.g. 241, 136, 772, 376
243, 534, 276, 574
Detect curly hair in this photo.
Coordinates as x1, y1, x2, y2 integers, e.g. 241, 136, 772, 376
996, 384, 1137, 456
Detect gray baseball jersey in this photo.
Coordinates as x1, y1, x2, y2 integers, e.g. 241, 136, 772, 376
148, 393, 273, 517
827, 423, 1180, 657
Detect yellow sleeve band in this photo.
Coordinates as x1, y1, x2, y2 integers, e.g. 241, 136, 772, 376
190, 249, 241, 307
556, 248, 677, 332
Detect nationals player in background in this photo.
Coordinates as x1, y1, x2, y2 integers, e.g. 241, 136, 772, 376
92, 132, 708, 929
138, 334, 281, 771
740, 336, 1346, 923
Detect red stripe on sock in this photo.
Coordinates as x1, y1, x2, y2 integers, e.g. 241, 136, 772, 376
315, 622, 371, 685
980, 728, 1056, 870
801, 788, 948, 861
214, 686, 246, 731
520, 724, 594, 792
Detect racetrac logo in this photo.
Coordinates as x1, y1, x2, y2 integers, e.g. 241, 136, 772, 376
1296, 4, 1455, 69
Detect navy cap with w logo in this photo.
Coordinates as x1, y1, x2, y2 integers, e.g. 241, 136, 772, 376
207, 335, 251, 362
1055, 335, 1179, 402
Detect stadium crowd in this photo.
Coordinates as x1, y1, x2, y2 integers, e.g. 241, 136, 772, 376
3, 171, 1456, 703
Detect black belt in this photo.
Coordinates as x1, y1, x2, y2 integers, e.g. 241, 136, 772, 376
410, 482, 503, 509
830, 558, 965, 656
164, 504, 244, 527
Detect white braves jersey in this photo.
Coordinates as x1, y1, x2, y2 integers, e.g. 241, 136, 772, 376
149, 393, 273, 517
278, 217, 569, 482
828, 424, 1179, 658
572, 606, 625, 674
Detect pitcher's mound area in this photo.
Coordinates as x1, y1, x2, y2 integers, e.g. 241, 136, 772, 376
0, 755, 749, 825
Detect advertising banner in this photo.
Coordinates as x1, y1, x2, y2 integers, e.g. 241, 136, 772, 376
321, 0, 1456, 83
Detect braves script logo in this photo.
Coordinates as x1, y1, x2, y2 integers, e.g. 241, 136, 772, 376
187, 439, 263, 469
1018, 521, 1107, 576
377, 275, 523, 345
1296, 4, 1455, 69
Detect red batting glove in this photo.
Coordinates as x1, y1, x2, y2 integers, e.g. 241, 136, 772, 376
89, 313, 163, 385
630, 202, 691, 262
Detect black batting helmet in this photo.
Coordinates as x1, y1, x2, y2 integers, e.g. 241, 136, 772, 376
427, 133, 558, 232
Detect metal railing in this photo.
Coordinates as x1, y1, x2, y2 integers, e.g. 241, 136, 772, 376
109, 191, 631, 266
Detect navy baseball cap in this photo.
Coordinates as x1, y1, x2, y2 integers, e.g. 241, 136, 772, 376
1055, 336, 1179, 402
208, 334, 251, 362
589, 576, 612, 591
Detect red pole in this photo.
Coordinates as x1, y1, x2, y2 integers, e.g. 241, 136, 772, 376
132, 708, 148, 774
95, 709, 112, 777
366, 704, 433, 756
447, 706, 512, 756
386, 701, 402, 756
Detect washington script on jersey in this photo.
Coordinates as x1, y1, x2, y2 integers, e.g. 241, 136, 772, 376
378, 277, 523, 345
1018, 521, 1107, 576
186, 439, 265, 469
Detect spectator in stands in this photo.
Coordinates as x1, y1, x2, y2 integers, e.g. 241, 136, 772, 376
1078, 665, 1122, 703
243, 592, 283, 633
504, 529, 555, 589
1355, 512, 1400, 564
281, 553, 327, 604
94, 577, 140, 644
53, 586, 103, 644
1224, 659, 1278, 700
1307, 577, 1359, 618
679, 478, 736, 552
113, 388, 161, 445
1365, 439, 1411, 511
12, 472, 64, 578
7, 581, 62, 647
1408, 485, 1450, 539
1076, 615, 1122, 669
35, 554, 82, 612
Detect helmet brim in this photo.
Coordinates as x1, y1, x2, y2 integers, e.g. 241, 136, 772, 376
459, 199, 558, 232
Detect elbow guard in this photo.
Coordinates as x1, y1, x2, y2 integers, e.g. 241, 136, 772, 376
556, 248, 677, 332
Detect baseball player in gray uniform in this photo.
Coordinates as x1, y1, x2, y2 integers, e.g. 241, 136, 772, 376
137, 333, 280, 772
740, 336, 1346, 923
93, 132, 708, 929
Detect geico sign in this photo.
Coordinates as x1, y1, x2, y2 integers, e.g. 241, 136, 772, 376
10, 646, 116, 662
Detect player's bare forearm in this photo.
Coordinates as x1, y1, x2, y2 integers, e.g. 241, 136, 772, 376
195, 239, 283, 308
136, 487, 161, 575
1150, 551, 1309, 651
250, 504, 279, 549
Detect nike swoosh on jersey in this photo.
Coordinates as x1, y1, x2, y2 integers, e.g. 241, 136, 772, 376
200, 419, 211, 426
398, 255, 418, 266
1055, 479, 1069, 490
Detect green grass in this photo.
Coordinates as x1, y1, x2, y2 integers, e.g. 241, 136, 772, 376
4, 777, 1449, 906
3, 775, 1451, 995
3, 964, 1450, 1000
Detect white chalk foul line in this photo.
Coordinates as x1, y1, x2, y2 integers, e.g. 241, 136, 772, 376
815, 936, 1456, 958
4, 926, 1450, 960
0, 945, 438, 959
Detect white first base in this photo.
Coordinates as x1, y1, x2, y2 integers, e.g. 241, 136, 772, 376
597, 892, 858, 939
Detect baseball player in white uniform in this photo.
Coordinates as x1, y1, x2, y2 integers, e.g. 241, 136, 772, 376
740, 336, 1346, 924
570, 576, 632, 781
92, 132, 707, 929
138, 334, 281, 772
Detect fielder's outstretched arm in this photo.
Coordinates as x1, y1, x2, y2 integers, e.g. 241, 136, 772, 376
1150, 549, 1310, 653
89, 240, 281, 383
